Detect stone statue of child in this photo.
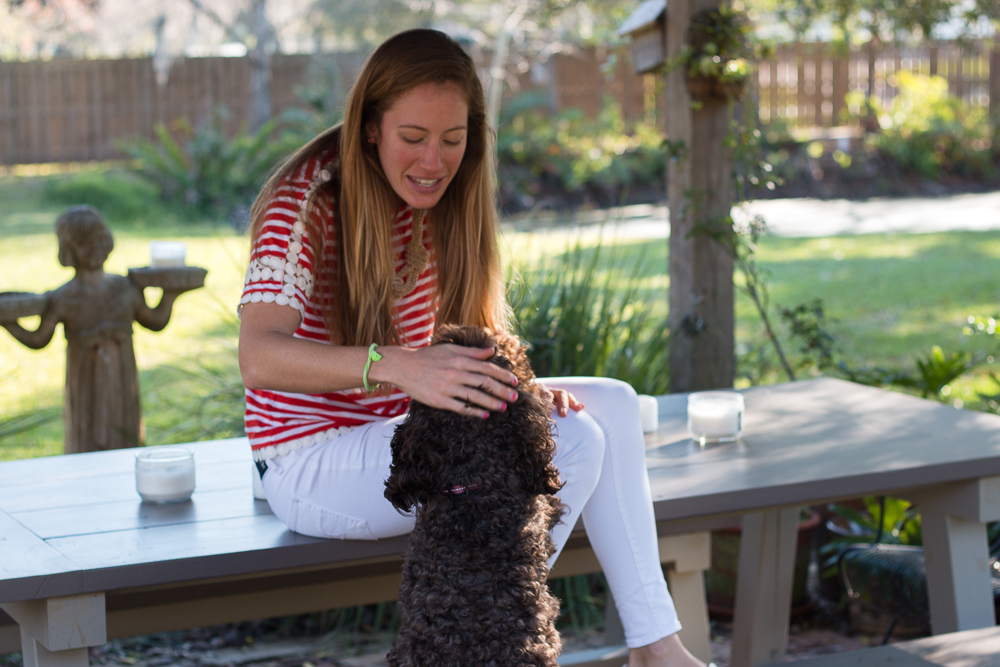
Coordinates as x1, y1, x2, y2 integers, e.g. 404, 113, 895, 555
1, 206, 197, 453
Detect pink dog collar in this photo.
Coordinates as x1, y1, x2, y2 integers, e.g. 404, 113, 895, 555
447, 482, 482, 496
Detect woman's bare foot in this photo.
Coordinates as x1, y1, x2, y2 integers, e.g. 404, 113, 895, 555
628, 632, 706, 667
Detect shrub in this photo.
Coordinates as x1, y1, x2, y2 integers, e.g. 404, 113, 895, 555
497, 98, 666, 212
507, 236, 670, 394
121, 108, 307, 222
44, 170, 163, 224
851, 72, 996, 181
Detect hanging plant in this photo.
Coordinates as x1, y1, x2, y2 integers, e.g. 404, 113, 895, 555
672, 7, 764, 103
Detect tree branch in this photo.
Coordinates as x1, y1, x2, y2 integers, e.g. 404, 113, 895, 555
187, 0, 242, 43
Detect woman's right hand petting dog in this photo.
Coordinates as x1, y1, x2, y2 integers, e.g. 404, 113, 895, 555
366, 341, 520, 419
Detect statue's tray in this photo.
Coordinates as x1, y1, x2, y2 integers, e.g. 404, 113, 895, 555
0, 292, 48, 321
128, 266, 207, 290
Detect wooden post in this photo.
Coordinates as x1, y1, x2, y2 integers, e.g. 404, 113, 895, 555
832, 46, 849, 125
990, 42, 999, 121
801, 44, 811, 126
665, 0, 735, 392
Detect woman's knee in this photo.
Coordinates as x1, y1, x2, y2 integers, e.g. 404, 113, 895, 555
598, 377, 638, 404
546, 376, 638, 410
553, 411, 606, 480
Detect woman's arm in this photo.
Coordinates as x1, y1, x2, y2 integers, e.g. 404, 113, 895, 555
238, 301, 520, 417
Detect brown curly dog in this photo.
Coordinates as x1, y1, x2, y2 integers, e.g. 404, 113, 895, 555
384, 324, 565, 667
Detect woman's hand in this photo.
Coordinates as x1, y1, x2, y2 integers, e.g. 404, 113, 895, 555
372, 344, 520, 419
539, 384, 585, 418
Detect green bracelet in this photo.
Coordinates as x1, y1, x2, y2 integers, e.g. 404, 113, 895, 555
363, 343, 383, 392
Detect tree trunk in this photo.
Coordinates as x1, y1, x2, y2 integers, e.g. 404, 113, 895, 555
486, 2, 527, 132
665, 0, 735, 392
248, 0, 273, 132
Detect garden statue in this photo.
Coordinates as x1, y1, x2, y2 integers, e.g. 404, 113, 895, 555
0, 205, 206, 453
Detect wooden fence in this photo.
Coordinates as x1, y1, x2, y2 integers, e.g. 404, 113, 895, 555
0, 53, 373, 165
0, 48, 654, 166
0, 40, 996, 166
757, 41, 1000, 128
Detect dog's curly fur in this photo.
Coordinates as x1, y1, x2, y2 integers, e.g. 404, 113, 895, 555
384, 325, 565, 667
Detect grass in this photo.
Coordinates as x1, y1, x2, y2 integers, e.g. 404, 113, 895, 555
506, 232, 671, 394
747, 233, 1000, 366
0, 172, 250, 459
3, 169, 1000, 460
737, 232, 1000, 404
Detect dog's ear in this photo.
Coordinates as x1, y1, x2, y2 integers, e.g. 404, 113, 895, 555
493, 333, 535, 384
513, 393, 564, 496
384, 410, 445, 514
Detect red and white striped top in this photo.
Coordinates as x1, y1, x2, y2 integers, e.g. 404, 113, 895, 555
239, 152, 438, 461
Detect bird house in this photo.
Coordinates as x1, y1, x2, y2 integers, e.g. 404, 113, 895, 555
618, 0, 667, 74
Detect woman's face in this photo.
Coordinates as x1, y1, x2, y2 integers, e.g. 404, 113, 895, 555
375, 81, 469, 210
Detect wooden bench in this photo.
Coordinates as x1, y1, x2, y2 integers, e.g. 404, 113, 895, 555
765, 625, 1000, 666
5, 378, 1000, 667
0, 436, 718, 667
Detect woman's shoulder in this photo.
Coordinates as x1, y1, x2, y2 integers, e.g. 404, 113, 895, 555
281, 147, 341, 200
258, 146, 340, 231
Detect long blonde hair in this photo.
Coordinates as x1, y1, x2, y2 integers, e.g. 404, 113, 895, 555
249, 29, 508, 345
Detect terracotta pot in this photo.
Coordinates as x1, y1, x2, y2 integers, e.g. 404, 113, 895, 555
704, 508, 821, 619
684, 73, 747, 102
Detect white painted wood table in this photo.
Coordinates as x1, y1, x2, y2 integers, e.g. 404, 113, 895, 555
2, 377, 999, 667
646, 378, 1000, 667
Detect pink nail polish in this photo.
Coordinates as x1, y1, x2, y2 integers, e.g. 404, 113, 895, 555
500, 403, 507, 412
511, 377, 518, 386
482, 412, 490, 419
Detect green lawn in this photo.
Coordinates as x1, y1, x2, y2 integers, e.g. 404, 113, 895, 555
738, 232, 1000, 383
2, 172, 998, 460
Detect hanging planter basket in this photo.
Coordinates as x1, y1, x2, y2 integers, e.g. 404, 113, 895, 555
682, 7, 754, 104
684, 72, 747, 102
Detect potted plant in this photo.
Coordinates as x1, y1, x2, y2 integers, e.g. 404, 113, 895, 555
673, 7, 763, 103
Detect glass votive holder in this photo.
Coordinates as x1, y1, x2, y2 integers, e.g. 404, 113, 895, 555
149, 241, 187, 268
135, 447, 195, 504
637, 394, 659, 433
687, 391, 744, 445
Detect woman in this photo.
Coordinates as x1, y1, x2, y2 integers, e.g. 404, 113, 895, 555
238, 29, 705, 667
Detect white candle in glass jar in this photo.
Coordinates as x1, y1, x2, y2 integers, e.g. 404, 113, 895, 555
136, 447, 195, 503
637, 394, 659, 433
252, 461, 267, 500
149, 241, 187, 267
687, 391, 744, 445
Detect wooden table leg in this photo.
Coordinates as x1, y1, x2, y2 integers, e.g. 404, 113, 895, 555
730, 508, 799, 667
1, 594, 106, 667
905, 476, 1000, 635
661, 533, 712, 662
553, 531, 712, 661
921, 509, 995, 633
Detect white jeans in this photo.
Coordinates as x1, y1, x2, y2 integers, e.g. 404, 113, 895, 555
261, 377, 681, 648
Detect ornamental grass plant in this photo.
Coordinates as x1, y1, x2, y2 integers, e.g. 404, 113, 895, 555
507, 232, 670, 395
